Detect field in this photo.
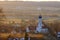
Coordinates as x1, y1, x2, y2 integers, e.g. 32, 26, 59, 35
0, 1, 60, 40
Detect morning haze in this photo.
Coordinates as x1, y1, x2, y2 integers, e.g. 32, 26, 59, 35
0, 1, 60, 20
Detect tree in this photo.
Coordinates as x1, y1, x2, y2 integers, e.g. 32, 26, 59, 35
0, 8, 3, 13
25, 32, 28, 40
0, 8, 6, 24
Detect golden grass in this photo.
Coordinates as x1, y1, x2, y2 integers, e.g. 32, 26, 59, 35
0, 33, 44, 38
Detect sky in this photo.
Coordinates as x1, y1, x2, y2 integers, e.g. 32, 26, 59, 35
0, 0, 60, 1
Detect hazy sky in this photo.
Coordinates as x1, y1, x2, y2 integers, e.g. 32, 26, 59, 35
0, 0, 60, 1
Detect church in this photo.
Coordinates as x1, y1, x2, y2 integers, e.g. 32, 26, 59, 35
26, 15, 49, 34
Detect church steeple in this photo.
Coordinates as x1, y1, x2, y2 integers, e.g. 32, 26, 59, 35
36, 15, 42, 33
39, 15, 42, 18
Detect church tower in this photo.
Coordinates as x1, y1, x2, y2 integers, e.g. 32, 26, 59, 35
36, 15, 42, 33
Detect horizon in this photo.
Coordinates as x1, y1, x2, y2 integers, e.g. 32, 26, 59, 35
0, 0, 60, 2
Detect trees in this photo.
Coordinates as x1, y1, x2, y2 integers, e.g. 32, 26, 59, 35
0, 8, 6, 24
0, 8, 3, 13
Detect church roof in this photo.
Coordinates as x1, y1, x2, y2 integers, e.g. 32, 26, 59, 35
39, 15, 42, 18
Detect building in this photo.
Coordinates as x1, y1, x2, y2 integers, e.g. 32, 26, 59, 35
35, 15, 48, 33
25, 15, 48, 34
